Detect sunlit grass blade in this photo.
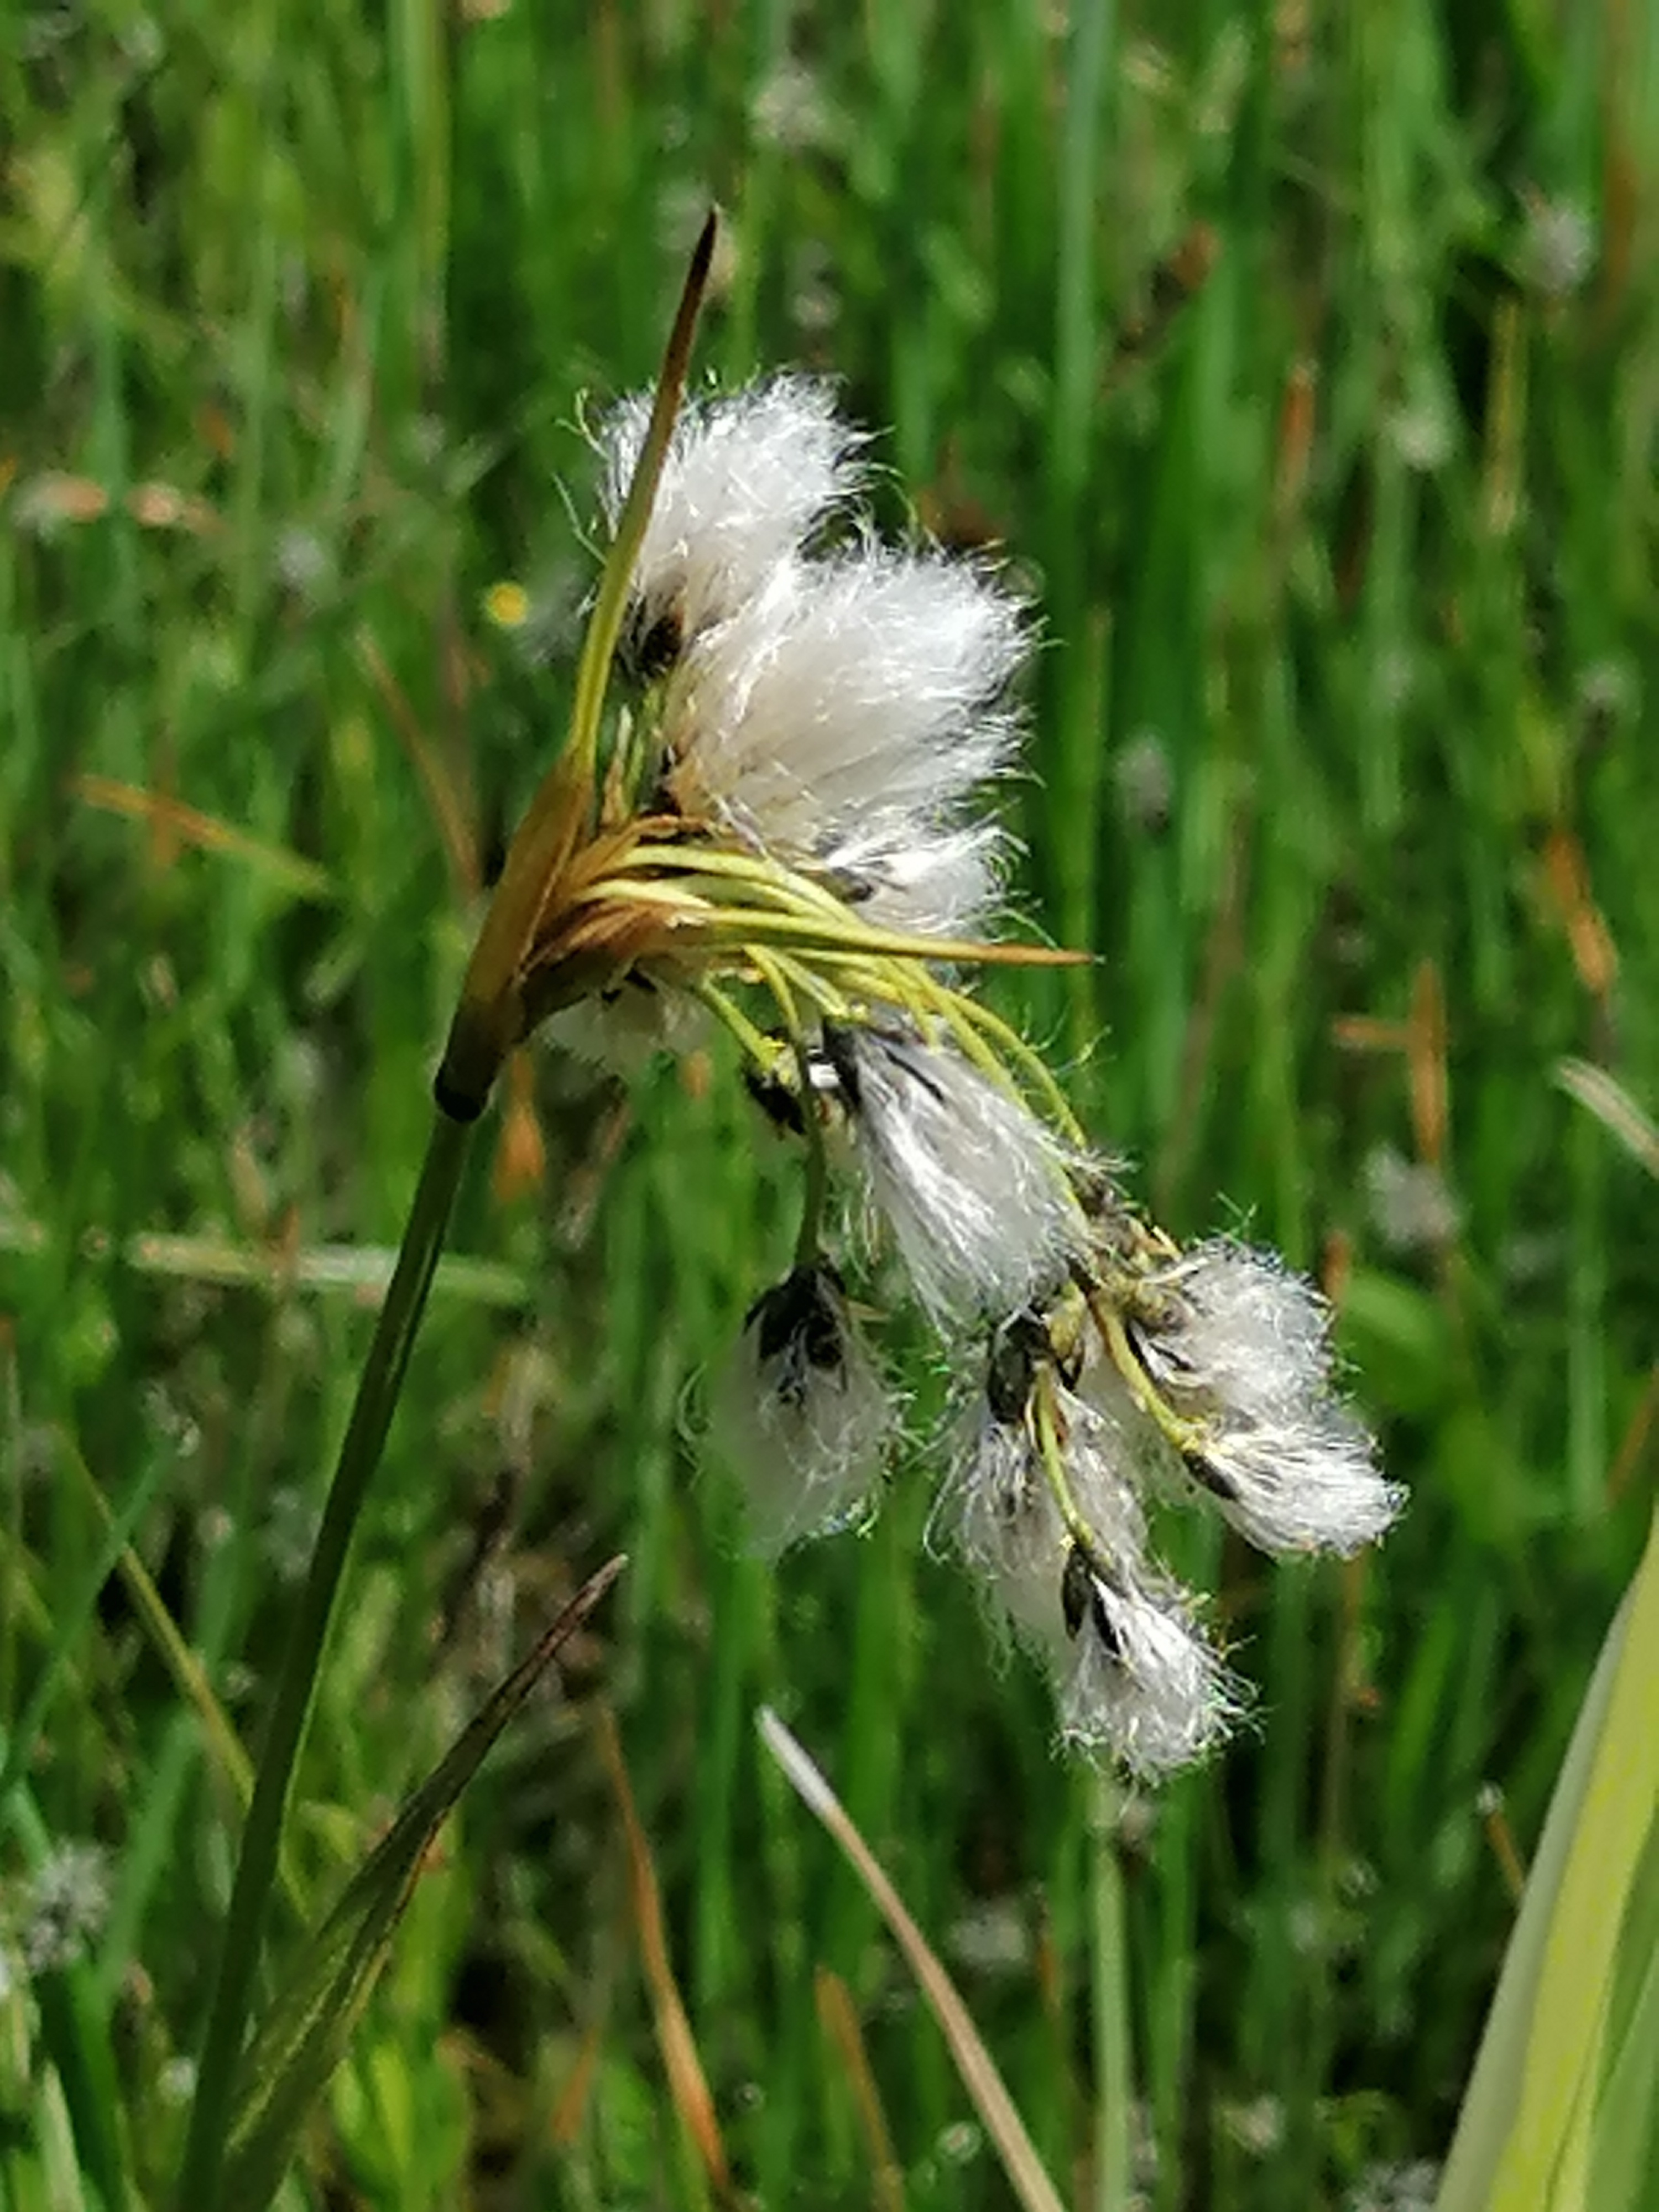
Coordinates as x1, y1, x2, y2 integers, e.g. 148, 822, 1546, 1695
759, 1707, 1068, 2212
1436, 1504, 1659, 2212
1555, 1060, 1659, 1182
55, 1433, 310, 1931
220, 1554, 626, 2212
0, 1219, 533, 1308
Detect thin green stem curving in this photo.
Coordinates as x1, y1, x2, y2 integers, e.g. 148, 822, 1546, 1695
176, 1106, 473, 2211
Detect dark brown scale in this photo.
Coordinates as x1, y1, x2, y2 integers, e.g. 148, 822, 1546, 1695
748, 1264, 846, 1374
1183, 1448, 1241, 1504
599, 972, 659, 1008
636, 607, 683, 679
1062, 1544, 1092, 1639
1061, 1541, 1125, 1662
619, 597, 685, 685
1088, 1581, 1125, 1662
985, 1309, 1050, 1426
817, 1022, 863, 1113
743, 1063, 806, 1136
825, 864, 878, 905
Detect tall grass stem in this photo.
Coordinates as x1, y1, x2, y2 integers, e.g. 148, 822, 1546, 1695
175, 1105, 473, 2211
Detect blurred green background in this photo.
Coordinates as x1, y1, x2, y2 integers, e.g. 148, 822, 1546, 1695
3, 2, 1658, 2206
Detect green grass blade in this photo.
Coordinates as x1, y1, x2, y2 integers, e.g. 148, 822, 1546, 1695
1588, 1806, 1659, 2210
760, 1705, 1069, 2212
221, 1555, 626, 2212
1436, 1503, 1659, 2212
0, 1432, 169, 1822
178, 1105, 473, 2211
35, 1968, 131, 2212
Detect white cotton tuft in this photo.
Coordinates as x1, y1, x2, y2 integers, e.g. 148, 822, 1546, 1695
1138, 1240, 1404, 1556
945, 1410, 1060, 1646
1193, 1401, 1400, 1557
709, 1262, 893, 1555
1057, 1571, 1240, 1781
542, 979, 707, 1075
947, 1380, 1146, 1641
944, 1397, 1233, 1780
817, 816, 1010, 940
938, 1321, 1232, 1781
666, 547, 1025, 932
1147, 1241, 1332, 1416
826, 1027, 1083, 1322
601, 377, 859, 650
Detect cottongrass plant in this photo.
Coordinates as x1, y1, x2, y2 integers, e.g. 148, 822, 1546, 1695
554, 240, 1402, 1779
180, 215, 1400, 2206
461, 215, 1401, 1777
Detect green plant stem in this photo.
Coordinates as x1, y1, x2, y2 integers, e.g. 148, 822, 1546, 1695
175, 1105, 473, 2211
1091, 1775, 1133, 2212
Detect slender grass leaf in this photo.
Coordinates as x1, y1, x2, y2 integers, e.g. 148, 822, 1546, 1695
815, 1966, 906, 2212
759, 1706, 1068, 2212
1556, 1061, 1659, 1183
0, 1432, 169, 1820
218, 1555, 626, 2211
71, 775, 336, 901
1436, 1504, 1659, 2212
1588, 1804, 1659, 2211
35, 1969, 129, 2212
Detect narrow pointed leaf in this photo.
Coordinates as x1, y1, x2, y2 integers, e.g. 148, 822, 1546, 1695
759, 1706, 1068, 2212
1437, 1505, 1659, 2212
219, 1556, 626, 2211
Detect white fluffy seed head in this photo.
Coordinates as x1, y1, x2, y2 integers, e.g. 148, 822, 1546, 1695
945, 1409, 1059, 1646
1194, 1402, 1403, 1557
1058, 1572, 1240, 1781
1146, 1241, 1332, 1416
947, 1411, 1234, 1781
664, 546, 1025, 932
709, 1263, 893, 1555
601, 377, 859, 651
826, 1027, 1084, 1322
948, 1381, 1145, 1636
940, 1326, 1230, 1780
1139, 1241, 1404, 1556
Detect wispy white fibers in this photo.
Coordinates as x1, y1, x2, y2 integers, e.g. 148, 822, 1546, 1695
711, 1262, 893, 1554
601, 377, 859, 651
1137, 1241, 1403, 1556
947, 1314, 1147, 1608
825, 1027, 1084, 1321
1056, 1566, 1239, 1781
544, 975, 707, 1074
943, 1349, 1235, 1781
666, 547, 1024, 933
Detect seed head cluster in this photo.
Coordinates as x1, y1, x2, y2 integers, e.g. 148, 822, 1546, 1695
492, 354, 1403, 1781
